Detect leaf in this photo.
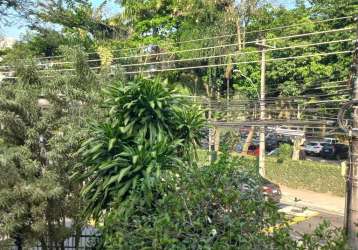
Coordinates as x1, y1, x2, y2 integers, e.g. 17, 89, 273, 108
117, 166, 132, 183
89, 143, 103, 154
109, 106, 116, 115
108, 138, 117, 151
99, 161, 118, 171
117, 181, 131, 198
149, 100, 155, 108
132, 155, 139, 164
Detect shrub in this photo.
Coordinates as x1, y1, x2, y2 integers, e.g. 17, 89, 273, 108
98, 153, 348, 249
277, 143, 293, 163
198, 149, 344, 196
75, 78, 205, 219
266, 158, 345, 196
220, 130, 240, 151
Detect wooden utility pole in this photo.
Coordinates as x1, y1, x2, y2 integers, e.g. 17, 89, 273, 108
259, 39, 266, 177
254, 38, 275, 177
225, 62, 233, 120
345, 17, 358, 249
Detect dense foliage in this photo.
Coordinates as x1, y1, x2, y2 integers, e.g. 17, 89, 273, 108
277, 144, 293, 163
75, 78, 206, 219
0, 46, 101, 248
99, 152, 348, 249
0, 0, 356, 248
265, 157, 345, 196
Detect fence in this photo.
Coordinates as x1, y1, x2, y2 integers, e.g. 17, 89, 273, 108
2, 230, 100, 250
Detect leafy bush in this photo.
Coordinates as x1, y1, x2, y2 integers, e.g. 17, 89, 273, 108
99, 153, 348, 249
14, 59, 42, 85
266, 158, 345, 196
220, 130, 240, 151
277, 143, 293, 163
75, 78, 206, 219
198, 149, 344, 196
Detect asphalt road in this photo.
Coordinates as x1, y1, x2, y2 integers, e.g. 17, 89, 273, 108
292, 211, 342, 233
279, 203, 344, 236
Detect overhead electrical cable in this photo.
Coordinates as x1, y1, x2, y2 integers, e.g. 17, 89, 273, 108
0, 25, 353, 69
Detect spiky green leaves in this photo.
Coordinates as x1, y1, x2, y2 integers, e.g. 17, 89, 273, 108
79, 130, 182, 219
77, 78, 205, 219
104, 78, 179, 142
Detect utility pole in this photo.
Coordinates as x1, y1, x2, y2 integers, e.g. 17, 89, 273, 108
255, 39, 275, 177
227, 77, 230, 119
258, 38, 267, 177
225, 63, 233, 121
345, 17, 358, 249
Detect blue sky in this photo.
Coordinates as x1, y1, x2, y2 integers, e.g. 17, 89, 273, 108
2, 0, 296, 40
1, 0, 121, 39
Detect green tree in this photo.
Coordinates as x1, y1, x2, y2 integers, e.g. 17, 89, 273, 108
100, 152, 348, 249
75, 77, 205, 220
0, 0, 32, 24
30, 0, 124, 40
0, 46, 100, 249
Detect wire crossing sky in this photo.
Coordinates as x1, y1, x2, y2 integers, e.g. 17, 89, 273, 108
1, 0, 296, 39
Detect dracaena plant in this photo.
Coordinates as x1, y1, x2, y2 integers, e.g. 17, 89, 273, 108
75, 77, 205, 219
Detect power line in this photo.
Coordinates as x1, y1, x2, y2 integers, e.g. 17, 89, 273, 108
0, 26, 353, 70
5, 37, 349, 72
177, 78, 348, 99
99, 27, 355, 62
8, 15, 350, 62
123, 50, 352, 75
149, 16, 354, 46
1, 49, 352, 78
113, 39, 353, 68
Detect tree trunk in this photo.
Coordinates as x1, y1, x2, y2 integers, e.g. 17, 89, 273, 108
278, 100, 284, 119
236, 17, 242, 51
59, 218, 65, 250
214, 126, 220, 152
321, 124, 326, 138
292, 137, 303, 161
46, 205, 55, 250
242, 126, 255, 154
242, 23, 246, 49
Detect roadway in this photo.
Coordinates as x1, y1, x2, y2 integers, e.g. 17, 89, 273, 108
279, 203, 344, 236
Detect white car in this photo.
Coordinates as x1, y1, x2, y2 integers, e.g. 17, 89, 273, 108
323, 138, 339, 144
304, 141, 327, 155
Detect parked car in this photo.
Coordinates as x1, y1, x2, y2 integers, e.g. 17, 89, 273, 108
267, 148, 278, 156
262, 178, 282, 203
320, 143, 349, 160
304, 141, 327, 156
247, 144, 259, 156
266, 138, 278, 152
323, 137, 339, 144
277, 135, 293, 146
240, 178, 281, 203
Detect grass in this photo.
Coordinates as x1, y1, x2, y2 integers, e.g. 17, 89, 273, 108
197, 149, 345, 196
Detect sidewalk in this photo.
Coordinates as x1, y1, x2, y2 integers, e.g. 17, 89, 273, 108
280, 185, 345, 216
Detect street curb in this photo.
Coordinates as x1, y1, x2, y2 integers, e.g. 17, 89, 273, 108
281, 195, 344, 216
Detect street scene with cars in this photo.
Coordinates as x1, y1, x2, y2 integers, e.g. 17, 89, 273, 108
233, 126, 348, 163
1, 0, 358, 249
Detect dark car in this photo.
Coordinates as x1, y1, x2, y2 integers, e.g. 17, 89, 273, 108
266, 138, 278, 152
247, 144, 259, 156
262, 178, 282, 203
277, 135, 293, 145
240, 178, 281, 203
320, 143, 349, 160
